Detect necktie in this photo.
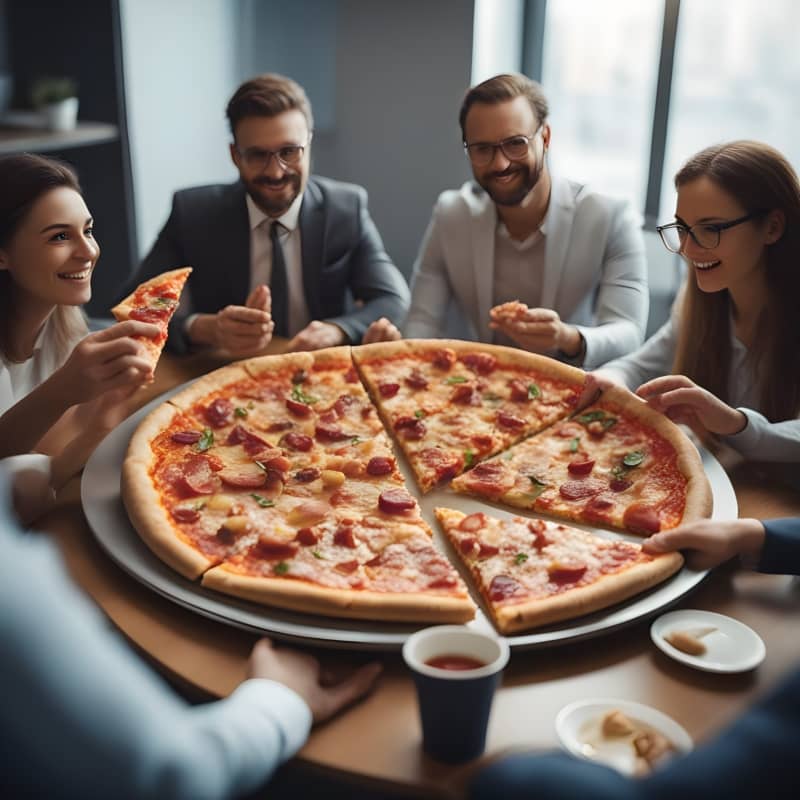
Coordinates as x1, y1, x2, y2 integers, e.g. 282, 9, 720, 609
269, 220, 289, 338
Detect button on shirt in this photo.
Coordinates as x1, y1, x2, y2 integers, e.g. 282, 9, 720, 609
491, 213, 548, 347
246, 193, 310, 337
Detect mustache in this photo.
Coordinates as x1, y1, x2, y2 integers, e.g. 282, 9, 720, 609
488, 166, 524, 180
254, 175, 299, 187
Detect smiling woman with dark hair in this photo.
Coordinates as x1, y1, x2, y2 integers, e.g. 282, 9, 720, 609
592, 140, 800, 464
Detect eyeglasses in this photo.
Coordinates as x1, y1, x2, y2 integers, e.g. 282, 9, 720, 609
235, 138, 311, 170
464, 125, 543, 166
657, 211, 765, 253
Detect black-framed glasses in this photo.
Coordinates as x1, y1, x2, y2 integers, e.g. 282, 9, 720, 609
236, 137, 312, 170
464, 124, 543, 166
657, 211, 765, 253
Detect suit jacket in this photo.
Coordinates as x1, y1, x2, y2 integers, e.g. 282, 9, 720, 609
469, 519, 800, 800
125, 176, 410, 353
404, 175, 648, 369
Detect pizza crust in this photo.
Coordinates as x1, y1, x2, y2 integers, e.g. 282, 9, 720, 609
492, 551, 684, 634
122, 402, 217, 579
201, 564, 476, 622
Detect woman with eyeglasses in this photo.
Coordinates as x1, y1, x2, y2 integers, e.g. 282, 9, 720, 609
0, 153, 161, 521
591, 140, 800, 464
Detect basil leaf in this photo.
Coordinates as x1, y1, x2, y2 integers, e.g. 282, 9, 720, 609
196, 428, 214, 452
515, 553, 529, 565
527, 475, 548, 499
444, 375, 468, 385
464, 449, 475, 468
290, 384, 318, 404
577, 410, 606, 424
414, 409, 426, 419
622, 450, 645, 467
482, 392, 502, 404
250, 493, 275, 508
602, 417, 618, 430
274, 561, 289, 575
234, 406, 248, 418
312, 550, 324, 560
527, 383, 541, 399
569, 436, 580, 452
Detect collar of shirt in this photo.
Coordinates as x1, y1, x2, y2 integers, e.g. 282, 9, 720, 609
245, 192, 303, 234
496, 204, 550, 251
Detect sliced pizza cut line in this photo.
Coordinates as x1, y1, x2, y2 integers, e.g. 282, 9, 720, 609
435, 507, 684, 634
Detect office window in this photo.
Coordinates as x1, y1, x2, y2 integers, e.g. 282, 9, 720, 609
660, 0, 800, 219
540, 0, 662, 213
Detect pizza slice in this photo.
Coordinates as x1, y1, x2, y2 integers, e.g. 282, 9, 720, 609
353, 340, 585, 492
435, 507, 684, 634
451, 386, 712, 535
112, 267, 192, 370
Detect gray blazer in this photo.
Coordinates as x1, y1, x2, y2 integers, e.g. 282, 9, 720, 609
125, 176, 410, 353
404, 175, 648, 369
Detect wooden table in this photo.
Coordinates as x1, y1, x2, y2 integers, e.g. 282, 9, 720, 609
39, 351, 800, 799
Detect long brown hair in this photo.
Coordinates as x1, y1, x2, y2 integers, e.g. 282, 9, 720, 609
671, 141, 800, 422
0, 153, 88, 363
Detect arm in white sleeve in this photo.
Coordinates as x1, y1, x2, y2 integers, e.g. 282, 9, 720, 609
0, 486, 312, 800
597, 315, 678, 389
723, 409, 800, 463
577, 200, 649, 369
404, 209, 455, 339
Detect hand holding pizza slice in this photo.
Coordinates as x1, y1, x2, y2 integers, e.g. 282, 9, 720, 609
112, 267, 192, 371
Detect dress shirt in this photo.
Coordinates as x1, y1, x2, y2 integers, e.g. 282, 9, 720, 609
246, 193, 310, 337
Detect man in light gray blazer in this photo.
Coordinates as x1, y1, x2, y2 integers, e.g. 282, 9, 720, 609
367, 74, 647, 370
123, 74, 409, 356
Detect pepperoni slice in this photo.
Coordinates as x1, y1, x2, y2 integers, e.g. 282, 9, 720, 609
171, 506, 200, 523
432, 348, 456, 370
218, 464, 267, 489
405, 369, 429, 389
295, 527, 319, 546
471, 434, 494, 451
559, 478, 606, 500
548, 562, 588, 584
488, 574, 523, 602
463, 461, 514, 495
610, 478, 632, 492
459, 537, 477, 555
226, 424, 269, 455
334, 525, 358, 548
378, 381, 400, 398
178, 456, 220, 495
279, 431, 313, 452
478, 542, 499, 558
204, 398, 233, 428
171, 430, 203, 444
623, 504, 661, 534
344, 366, 359, 383
378, 488, 416, 514
567, 458, 595, 476
267, 420, 294, 432
291, 369, 308, 384
366, 456, 395, 476
497, 410, 526, 430
427, 575, 458, 589
333, 394, 359, 417
419, 448, 463, 483
294, 468, 320, 483
460, 352, 497, 374
451, 383, 482, 405
130, 307, 169, 324
250, 538, 298, 560
315, 423, 351, 442
335, 559, 360, 574
394, 416, 426, 440
458, 512, 488, 532
508, 379, 531, 402
286, 398, 313, 418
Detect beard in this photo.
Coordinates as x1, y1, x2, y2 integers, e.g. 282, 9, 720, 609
476, 160, 542, 207
247, 171, 303, 216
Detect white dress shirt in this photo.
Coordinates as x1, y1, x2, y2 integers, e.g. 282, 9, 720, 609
246, 193, 310, 337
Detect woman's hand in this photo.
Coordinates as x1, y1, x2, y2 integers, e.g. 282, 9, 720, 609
248, 638, 382, 724
54, 321, 160, 407
635, 375, 747, 438
362, 317, 402, 344
642, 518, 766, 570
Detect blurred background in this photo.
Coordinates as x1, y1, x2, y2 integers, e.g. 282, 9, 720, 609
1, 0, 797, 330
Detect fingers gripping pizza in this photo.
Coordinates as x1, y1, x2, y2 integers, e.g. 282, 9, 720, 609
122, 341, 712, 631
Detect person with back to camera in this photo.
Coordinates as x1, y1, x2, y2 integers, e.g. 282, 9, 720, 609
124, 73, 410, 357
587, 140, 800, 465
366, 72, 649, 370
0, 153, 161, 522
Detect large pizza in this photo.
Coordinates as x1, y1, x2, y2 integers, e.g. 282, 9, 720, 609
121, 341, 712, 634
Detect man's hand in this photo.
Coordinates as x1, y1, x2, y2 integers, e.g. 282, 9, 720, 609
248, 638, 382, 724
490, 304, 582, 357
362, 317, 402, 344
635, 375, 748, 439
285, 320, 347, 352
198, 285, 274, 356
642, 518, 766, 570
53, 320, 160, 407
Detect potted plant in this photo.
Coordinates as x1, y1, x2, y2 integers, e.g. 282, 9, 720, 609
31, 76, 79, 131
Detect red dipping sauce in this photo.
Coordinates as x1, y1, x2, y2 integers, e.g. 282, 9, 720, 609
425, 654, 486, 671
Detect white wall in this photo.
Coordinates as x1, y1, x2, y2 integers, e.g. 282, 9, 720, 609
119, 0, 241, 258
